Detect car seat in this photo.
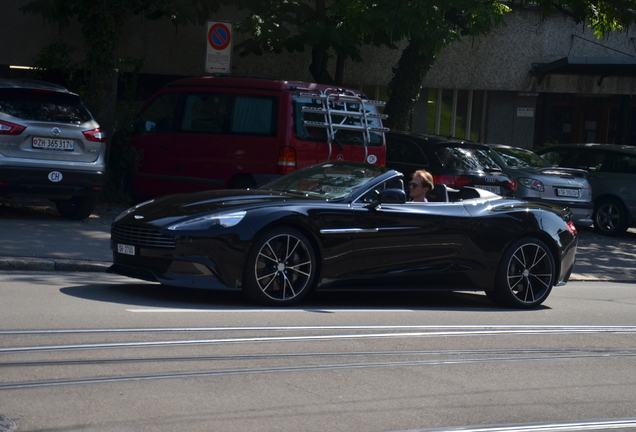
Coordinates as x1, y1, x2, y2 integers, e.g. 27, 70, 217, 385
427, 183, 448, 202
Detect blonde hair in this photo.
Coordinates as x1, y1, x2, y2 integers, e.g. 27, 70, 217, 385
412, 170, 434, 191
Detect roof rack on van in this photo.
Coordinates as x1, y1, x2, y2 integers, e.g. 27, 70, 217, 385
299, 88, 389, 163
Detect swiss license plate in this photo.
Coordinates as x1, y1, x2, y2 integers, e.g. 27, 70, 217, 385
557, 188, 580, 197
33, 137, 74, 151
477, 185, 501, 194
117, 244, 135, 255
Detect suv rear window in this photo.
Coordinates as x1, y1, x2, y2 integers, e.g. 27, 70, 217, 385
436, 145, 502, 172
0, 88, 93, 124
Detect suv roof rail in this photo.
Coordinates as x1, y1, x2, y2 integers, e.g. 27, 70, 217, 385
0, 78, 70, 92
297, 87, 390, 163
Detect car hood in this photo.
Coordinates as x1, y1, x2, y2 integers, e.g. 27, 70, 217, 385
120, 189, 325, 226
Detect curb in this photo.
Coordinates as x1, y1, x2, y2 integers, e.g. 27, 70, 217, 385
0, 257, 632, 282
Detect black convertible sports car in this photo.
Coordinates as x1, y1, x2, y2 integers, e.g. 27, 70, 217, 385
108, 162, 578, 309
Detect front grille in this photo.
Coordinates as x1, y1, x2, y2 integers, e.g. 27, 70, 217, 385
111, 224, 175, 248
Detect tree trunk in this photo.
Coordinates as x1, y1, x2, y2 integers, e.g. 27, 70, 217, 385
384, 37, 437, 132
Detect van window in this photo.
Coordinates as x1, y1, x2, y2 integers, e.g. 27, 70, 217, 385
138, 92, 179, 133
293, 96, 383, 146
181, 93, 230, 133
231, 96, 276, 135
175, 93, 278, 136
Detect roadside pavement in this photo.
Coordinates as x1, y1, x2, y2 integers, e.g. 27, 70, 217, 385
1, 198, 636, 281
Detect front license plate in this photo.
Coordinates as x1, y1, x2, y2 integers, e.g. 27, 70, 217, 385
33, 137, 74, 151
117, 244, 135, 255
477, 185, 501, 194
557, 188, 580, 197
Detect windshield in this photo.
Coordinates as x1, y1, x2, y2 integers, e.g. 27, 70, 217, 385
494, 147, 551, 168
263, 163, 389, 199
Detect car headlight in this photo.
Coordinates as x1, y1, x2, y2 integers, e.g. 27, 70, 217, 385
113, 199, 155, 222
167, 211, 247, 230
518, 177, 544, 192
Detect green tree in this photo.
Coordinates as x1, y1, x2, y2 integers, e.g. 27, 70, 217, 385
20, 0, 222, 138
231, 0, 636, 131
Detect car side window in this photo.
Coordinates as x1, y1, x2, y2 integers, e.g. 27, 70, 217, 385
539, 150, 565, 166
570, 150, 606, 172
180, 93, 230, 133
387, 139, 429, 166
609, 153, 636, 174
137, 92, 179, 133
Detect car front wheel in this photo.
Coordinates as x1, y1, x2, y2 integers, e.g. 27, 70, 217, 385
243, 227, 317, 306
488, 238, 555, 309
593, 198, 629, 236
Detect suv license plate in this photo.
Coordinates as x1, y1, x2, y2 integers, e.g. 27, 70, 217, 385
33, 137, 74, 151
117, 244, 135, 255
557, 188, 580, 197
477, 185, 501, 194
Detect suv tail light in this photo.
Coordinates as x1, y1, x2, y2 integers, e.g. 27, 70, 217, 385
0, 120, 26, 135
507, 179, 518, 191
83, 128, 107, 142
277, 146, 297, 175
434, 174, 470, 188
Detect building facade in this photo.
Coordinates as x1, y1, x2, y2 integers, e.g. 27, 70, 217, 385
3, 2, 636, 149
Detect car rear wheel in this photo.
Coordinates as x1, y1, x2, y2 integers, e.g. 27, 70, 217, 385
488, 238, 554, 309
55, 195, 99, 220
593, 198, 629, 236
243, 227, 317, 306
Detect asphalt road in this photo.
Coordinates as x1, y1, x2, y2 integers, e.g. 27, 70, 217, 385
1, 272, 636, 432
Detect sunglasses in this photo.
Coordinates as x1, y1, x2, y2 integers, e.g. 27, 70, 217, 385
408, 182, 421, 188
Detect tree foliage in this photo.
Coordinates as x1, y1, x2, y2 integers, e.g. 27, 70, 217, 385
231, 0, 636, 130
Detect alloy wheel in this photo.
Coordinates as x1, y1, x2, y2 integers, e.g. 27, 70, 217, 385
253, 233, 313, 302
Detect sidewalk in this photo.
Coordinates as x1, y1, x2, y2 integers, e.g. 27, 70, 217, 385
1, 199, 636, 281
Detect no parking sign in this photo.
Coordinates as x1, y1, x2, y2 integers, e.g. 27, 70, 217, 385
205, 20, 232, 74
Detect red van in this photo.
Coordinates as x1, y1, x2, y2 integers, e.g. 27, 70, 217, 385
129, 76, 388, 199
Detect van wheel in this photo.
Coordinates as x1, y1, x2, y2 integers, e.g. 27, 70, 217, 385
55, 196, 98, 220
594, 198, 629, 236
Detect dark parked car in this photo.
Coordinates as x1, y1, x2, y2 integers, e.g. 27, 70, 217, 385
537, 143, 636, 236
385, 132, 517, 198
108, 162, 578, 309
0, 78, 106, 219
485, 144, 594, 227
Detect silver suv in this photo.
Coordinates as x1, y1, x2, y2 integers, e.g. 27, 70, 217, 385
538, 143, 636, 236
0, 78, 106, 219
485, 144, 594, 228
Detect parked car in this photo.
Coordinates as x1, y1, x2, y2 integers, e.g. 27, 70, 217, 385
0, 78, 106, 220
385, 132, 517, 198
484, 144, 593, 227
127, 76, 388, 200
537, 143, 636, 236
108, 162, 578, 309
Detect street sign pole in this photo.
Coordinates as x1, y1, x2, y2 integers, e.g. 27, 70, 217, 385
205, 20, 232, 75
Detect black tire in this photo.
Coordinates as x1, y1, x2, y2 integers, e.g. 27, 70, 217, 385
488, 238, 555, 309
593, 198, 629, 236
55, 195, 99, 220
243, 227, 317, 306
